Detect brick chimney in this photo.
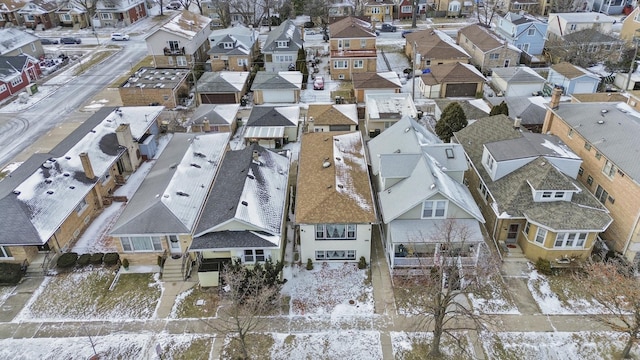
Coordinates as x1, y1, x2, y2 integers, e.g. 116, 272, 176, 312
79, 152, 95, 180
116, 123, 141, 171
203, 118, 211, 132
549, 87, 562, 110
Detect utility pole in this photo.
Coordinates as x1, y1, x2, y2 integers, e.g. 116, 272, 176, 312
625, 29, 640, 92
412, 41, 418, 101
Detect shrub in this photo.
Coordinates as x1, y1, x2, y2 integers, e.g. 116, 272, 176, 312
57, 252, 78, 268
122, 258, 130, 269
358, 256, 367, 270
103, 252, 119, 266
77, 254, 91, 266
0, 263, 23, 285
306, 258, 313, 270
535, 258, 553, 276
90, 253, 104, 265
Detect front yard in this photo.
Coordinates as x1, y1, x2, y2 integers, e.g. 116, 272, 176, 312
170, 286, 220, 319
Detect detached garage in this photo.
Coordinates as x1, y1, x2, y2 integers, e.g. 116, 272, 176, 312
352, 71, 402, 103
251, 71, 303, 105
547, 62, 600, 96
490, 66, 545, 97
418, 62, 486, 99
196, 71, 249, 104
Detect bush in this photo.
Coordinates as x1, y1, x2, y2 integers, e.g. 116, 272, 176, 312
77, 254, 91, 266
306, 258, 313, 270
103, 252, 119, 266
89, 253, 104, 265
358, 256, 367, 270
57, 252, 78, 268
0, 263, 23, 285
122, 258, 130, 269
535, 258, 553, 276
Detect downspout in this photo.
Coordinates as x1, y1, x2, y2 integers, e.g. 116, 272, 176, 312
622, 207, 640, 256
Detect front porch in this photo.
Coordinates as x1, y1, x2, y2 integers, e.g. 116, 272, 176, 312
392, 242, 480, 269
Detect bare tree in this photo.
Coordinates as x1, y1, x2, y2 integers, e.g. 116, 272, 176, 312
396, 220, 497, 358
475, 0, 500, 28
74, 0, 99, 30
576, 260, 640, 359
211, 0, 231, 27
411, 0, 419, 28
545, 29, 624, 68
550, 0, 580, 12
178, 0, 193, 11
192, 0, 205, 15
305, 0, 330, 25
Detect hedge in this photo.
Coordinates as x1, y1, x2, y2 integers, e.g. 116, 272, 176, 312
103, 253, 119, 266
0, 263, 23, 285
77, 254, 91, 267
89, 253, 104, 265
57, 252, 78, 268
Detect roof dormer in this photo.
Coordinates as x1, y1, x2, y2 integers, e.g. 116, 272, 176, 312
277, 40, 289, 48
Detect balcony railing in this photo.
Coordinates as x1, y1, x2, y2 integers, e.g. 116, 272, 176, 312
393, 254, 477, 268
164, 47, 185, 56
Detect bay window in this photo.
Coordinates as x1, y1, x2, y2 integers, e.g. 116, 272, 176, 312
315, 224, 357, 240
120, 236, 163, 252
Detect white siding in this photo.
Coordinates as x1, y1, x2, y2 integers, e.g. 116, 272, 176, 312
299, 223, 372, 262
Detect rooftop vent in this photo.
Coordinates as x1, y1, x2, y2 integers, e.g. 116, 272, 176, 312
248, 174, 255, 179
46, 190, 54, 195
69, 186, 75, 189
65, 156, 71, 160
597, 120, 605, 124
601, 109, 608, 114
44, 179, 52, 184
241, 201, 248, 206
322, 161, 331, 168
190, 163, 202, 168
194, 152, 206, 158
176, 191, 190, 197
12, 190, 20, 195
338, 184, 344, 189
335, 157, 342, 161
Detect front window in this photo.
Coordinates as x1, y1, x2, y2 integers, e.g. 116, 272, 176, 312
100, 13, 112, 20
372, 7, 380, 14
554, 232, 587, 248
360, 39, 366, 48
595, 185, 609, 204
534, 228, 547, 244
274, 55, 293, 63
244, 249, 266, 262
24, 15, 34, 22
75, 198, 88, 214
237, 58, 248, 66
120, 236, 163, 252
315, 250, 356, 260
0, 246, 12, 258
315, 224, 357, 239
176, 56, 187, 66
333, 60, 348, 69
11, 77, 23, 87
422, 200, 447, 218
353, 59, 364, 68
343, 39, 350, 48
602, 160, 616, 179
277, 40, 288, 48
402, 5, 412, 12
59, 14, 71, 22
168, 40, 180, 51
489, 53, 499, 60
527, 28, 535, 36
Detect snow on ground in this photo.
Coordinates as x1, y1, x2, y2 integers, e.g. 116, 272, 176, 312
481, 331, 637, 360
0, 85, 59, 113
527, 269, 608, 315
268, 331, 382, 360
468, 278, 520, 315
391, 331, 474, 359
169, 287, 194, 319
0, 285, 16, 306
0, 161, 22, 175
281, 262, 373, 318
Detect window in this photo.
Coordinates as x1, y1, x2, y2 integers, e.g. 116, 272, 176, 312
360, 39, 366, 48
554, 232, 587, 248
485, 154, 494, 170
384, 121, 395, 128
554, 192, 564, 198
353, 59, 363, 68
120, 236, 163, 252
567, 128, 573, 138
0, 84, 6, 93
578, 167, 584, 176
275, 55, 293, 63
584, 142, 591, 151
478, 182, 491, 203
244, 249, 266, 262
24, 15, 34, 21
316, 250, 356, 260
333, 60, 348, 69
534, 228, 547, 244
60, 14, 71, 22
595, 152, 601, 160
176, 56, 187, 66
168, 40, 180, 51
213, 55, 219, 59
11, 77, 23, 87
276, 40, 288, 48
0, 246, 12, 258
425, 59, 431, 66
31, 43, 36, 52
100, 13, 113, 20
595, 185, 609, 204
587, 175, 593, 185
315, 224, 357, 239
445, 148, 454, 159
604, 44, 612, 51
569, 24, 577, 30
223, 42, 233, 49
343, 40, 350, 48
76, 198, 88, 214
602, 160, 616, 178
372, 7, 380, 14
524, 222, 530, 237
237, 58, 248, 66
422, 200, 447, 218
527, 28, 535, 36
542, 191, 552, 198
489, 53, 499, 60
402, 5, 413, 12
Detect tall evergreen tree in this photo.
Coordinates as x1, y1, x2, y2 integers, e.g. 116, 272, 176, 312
489, 101, 509, 116
435, 102, 467, 142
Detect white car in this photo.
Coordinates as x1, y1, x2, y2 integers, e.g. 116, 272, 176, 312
111, 33, 130, 41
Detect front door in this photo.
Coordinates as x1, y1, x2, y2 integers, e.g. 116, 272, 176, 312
506, 224, 519, 243
168, 235, 181, 255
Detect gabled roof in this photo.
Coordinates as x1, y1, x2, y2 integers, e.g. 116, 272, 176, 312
550, 62, 600, 80
208, 34, 250, 55
110, 132, 230, 236
504, 96, 547, 126
251, 71, 303, 90
0, 107, 163, 245
433, 99, 490, 121
504, 12, 536, 25
263, 19, 303, 53
406, 29, 470, 60
194, 144, 290, 242
196, 71, 249, 93
0, 28, 38, 55
246, 106, 299, 127
0, 0, 30, 12
485, 131, 580, 162
0, 54, 36, 81
491, 66, 544, 84
190, 104, 240, 125
459, 24, 518, 53
151, 11, 211, 40
18, 0, 58, 13
307, 104, 358, 126
563, 28, 619, 44
329, 16, 376, 38
352, 71, 401, 90
420, 62, 486, 86
296, 131, 376, 224
208, 25, 258, 55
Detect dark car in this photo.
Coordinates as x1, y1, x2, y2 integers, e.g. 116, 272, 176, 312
60, 37, 81, 44
40, 38, 59, 45
379, 23, 397, 32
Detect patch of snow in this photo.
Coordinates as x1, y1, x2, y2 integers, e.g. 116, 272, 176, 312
169, 287, 194, 319
268, 331, 382, 360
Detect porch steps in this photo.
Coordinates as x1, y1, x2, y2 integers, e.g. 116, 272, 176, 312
162, 256, 184, 282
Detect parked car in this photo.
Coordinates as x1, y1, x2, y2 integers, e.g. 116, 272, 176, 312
379, 23, 397, 32
313, 76, 324, 90
401, 30, 413, 38
60, 37, 81, 44
111, 33, 130, 41
40, 38, 58, 45
166, 1, 181, 9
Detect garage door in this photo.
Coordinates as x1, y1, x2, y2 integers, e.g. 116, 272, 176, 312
572, 81, 596, 94
200, 93, 236, 104
445, 83, 477, 97
263, 90, 295, 103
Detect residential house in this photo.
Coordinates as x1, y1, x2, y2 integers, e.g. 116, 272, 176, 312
490, 66, 545, 97
457, 24, 522, 75
549, 28, 624, 65
418, 62, 486, 98
189, 103, 241, 133
55, 0, 88, 29
244, 105, 300, 148
546, 12, 615, 41
367, 116, 485, 273
109, 131, 230, 272
495, 12, 548, 58
365, 93, 417, 136
397, 0, 415, 20
0, 54, 41, 102
297, 131, 376, 264
94, 0, 147, 28
542, 91, 640, 264
352, 71, 402, 103
404, 29, 470, 70
591, 0, 630, 15
433, 99, 490, 123
145, 11, 212, 69
208, 25, 259, 71
0, 28, 44, 59
190, 144, 290, 286
503, 96, 548, 133
363, 0, 394, 22
445, 0, 473, 17
251, 71, 303, 104
262, 19, 303, 72
454, 113, 612, 263
329, 16, 377, 80
119, 67, 190, 108
307, 104, 358, 132
620, 7, 640, 42
17, 0, 59, 30
196, 71, 249, 104
547, 62, 600, 95
0, 0, 29, 27
0, 107, 164, 268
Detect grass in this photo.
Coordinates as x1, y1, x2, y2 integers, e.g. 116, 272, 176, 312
392, 332, 475, 360
109, 55, 156, 88
162, 336, 213, 360
221, 333, 274, 360
72, 50, 117, 76
467, 273, 519, 314
23, 268, 161, 320
171, 286, 220, 318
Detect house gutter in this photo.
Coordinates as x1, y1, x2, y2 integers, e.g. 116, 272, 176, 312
622, 207, 640, 256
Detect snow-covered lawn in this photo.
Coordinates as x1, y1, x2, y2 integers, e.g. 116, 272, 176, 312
481, 331, 638, 359
527, 269, 607, 315
169, 286, 220, 319
468, 274, 519, 315
16, 268, 162, 321
0, 285, 15, 306
391, 331, 475, 360
282, 262, 373, 318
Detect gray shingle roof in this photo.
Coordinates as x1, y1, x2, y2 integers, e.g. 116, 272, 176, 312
246, 106, 299, 127
251, 72, 298, 90
262, 19, 303, 53
196, 72, 249, 93
190, 230, 279, 250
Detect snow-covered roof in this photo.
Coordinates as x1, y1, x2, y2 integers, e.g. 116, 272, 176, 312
209, 24, 258, 49
365, 93, 417, 120
0, 28, 39, 55
190, 103, 240, 126
550, 12, 616, 24
251, 71, 303, 90
196, 71, 249, 93
244, 126, 285, 139
153, 11, 211, 40
308, 104, 358, 126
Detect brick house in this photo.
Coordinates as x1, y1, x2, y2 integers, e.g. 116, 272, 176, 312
405, 29, 470, 70
17, 0, 59, 30
94, 0, 147, 28
55, 0, 88, 29
119, 67, 190, 108
0, 0, 30, 27
329, 16, 377, 81
363, 0, 394, 22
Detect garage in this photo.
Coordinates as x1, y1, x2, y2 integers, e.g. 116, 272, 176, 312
444, 83, 478, 97
200, 93, 236, 104
262, 90, 295, 103
572, 81, 597, 94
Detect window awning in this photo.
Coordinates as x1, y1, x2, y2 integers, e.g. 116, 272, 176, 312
244, 126, 285, 139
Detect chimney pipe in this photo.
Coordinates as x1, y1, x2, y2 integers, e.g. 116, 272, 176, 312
550, 87, 562, 109
252, 150, 259, 162
514, 116, 522, 130
203, 118, 211, 132
79, 152, 96, 180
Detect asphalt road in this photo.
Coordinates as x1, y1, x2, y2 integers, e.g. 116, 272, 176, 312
0, 40, 148, 168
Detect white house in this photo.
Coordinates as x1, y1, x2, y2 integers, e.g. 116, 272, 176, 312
491, 66, 545, 97
546, 12, 615, 40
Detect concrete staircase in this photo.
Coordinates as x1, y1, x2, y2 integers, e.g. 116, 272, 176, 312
500, 241, 527, 262
161, 256, 184, 282
24, 253, 55, 277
